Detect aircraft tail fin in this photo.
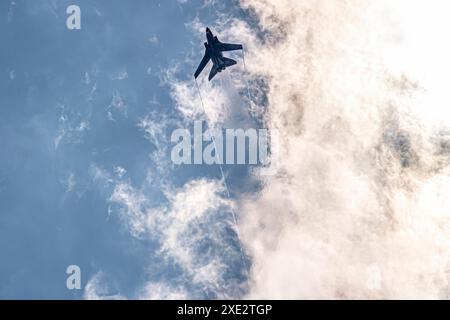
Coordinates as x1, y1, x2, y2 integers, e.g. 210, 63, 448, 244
222, 57, 237, 67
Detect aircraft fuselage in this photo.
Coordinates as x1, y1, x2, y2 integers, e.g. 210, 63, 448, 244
194, 27, 241, 81
206, 28, 226, 71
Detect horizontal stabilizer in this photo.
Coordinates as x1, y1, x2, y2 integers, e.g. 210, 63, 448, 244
222, 57, 237, 67
208, 64, 219, 81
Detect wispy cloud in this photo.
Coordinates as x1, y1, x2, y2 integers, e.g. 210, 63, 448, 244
54, 104, 90, 150
84, 272, 126, 300
147, 35, 159, 46
106, 90, 128, 118
87, 178, 247, 299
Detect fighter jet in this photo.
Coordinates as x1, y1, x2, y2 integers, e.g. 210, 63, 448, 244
194, 27, 243, 81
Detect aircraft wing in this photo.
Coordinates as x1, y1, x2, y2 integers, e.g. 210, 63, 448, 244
194, 48, 211, 79
217, 42, 243, 52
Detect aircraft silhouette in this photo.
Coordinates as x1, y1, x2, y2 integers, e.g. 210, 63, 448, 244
194, 27, 243, 81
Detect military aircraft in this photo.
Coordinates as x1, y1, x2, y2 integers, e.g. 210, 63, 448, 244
194, 27, 243, 81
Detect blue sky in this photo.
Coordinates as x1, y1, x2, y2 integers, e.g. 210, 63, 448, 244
4, 0, 450, 301
0, 0, 258, 299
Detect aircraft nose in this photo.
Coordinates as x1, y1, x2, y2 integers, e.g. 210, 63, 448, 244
206, 27, 211, 33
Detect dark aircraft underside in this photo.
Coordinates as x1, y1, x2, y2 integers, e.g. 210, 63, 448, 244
194, 28, 243, 81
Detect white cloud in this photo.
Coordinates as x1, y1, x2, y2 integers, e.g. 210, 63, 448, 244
84, 0, 450, 300
147, 35, 159, 45
112, 70, 128, 81
84, 272, 126, 300
103, 178, 246, 299
65, 172, 76, 193
230, 0, 450, 299
90, 163, 114, 187
138, 114, 166, 149
107, 90, 127, 117
7, 1, 16, 23
137, 111, 176, 177
113, 166, 127, 178
138, 282, 188, 300
54, 104, 90, 150
109, 182, 148, 238
82, 72, 91, 85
